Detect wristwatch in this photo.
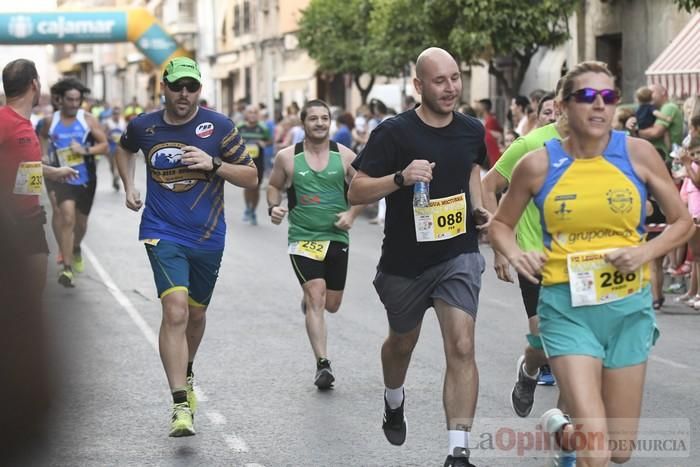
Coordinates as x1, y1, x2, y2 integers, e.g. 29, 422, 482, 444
210, 156, 222, 173
393, 170, 404, 187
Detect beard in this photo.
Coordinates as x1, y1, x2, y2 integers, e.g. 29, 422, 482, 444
421, 94, 455, 116
166, 98, 196, 120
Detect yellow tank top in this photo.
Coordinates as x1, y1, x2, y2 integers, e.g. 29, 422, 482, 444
534, 132, 649, 285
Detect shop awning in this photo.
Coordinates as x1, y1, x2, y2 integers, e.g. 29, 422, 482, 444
646, 14, 700, 98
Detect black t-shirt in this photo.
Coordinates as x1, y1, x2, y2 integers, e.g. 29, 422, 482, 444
353, 109, 486, 277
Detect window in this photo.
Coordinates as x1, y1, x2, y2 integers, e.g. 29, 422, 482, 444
233, 4, 240, 36
243, 1, 251, 33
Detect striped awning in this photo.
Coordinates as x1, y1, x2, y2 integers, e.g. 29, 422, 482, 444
646, 14, 700, 99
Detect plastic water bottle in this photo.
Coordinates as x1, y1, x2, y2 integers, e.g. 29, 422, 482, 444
413, 182, 430, 208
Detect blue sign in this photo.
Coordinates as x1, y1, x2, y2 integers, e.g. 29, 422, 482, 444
135, 23, 179, 66
0, 12, 128, 44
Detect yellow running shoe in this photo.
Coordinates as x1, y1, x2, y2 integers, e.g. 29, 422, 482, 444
186, 375, 197, 415
169, 402, 195, 437
58, 269, 75, 288
73, 254, 84, 273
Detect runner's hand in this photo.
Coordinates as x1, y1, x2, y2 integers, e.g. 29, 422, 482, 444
125, 188, 143, 212
509, 250, 546, 284
473, 207, 492, 230
402, 160, 435, 185
181, 146, 213, 171
334, 211, 355, 231
69, 139, 86, 155
604, 246, 648, 274
270, 206, 287, 225
494, 250, 514, 283
51, 167, 79, 183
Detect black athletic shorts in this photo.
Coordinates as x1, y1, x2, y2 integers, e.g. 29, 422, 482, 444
290, 241, 349, 291
53, 179, 97, 216
253, 156, 264, 187
518, 273, 542, 319
13, 207, 49, 256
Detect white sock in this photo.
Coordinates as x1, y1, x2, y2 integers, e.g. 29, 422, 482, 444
522, 362, 540, 379
448, 430, 470, 455
384, 385, 404, 409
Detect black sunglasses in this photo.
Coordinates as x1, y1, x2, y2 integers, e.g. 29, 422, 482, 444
165, 80, 201, 93
566, 88, 619, 105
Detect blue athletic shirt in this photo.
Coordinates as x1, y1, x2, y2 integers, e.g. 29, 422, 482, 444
49, 109, 93, 186
120, 107, 253, 250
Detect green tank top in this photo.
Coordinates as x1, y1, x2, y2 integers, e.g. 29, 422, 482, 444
288, 141, 349, 244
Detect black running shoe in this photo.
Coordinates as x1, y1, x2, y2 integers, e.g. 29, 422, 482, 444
444, 448, 476, 466
382, 392, 407, 446
314, 358, 335, 389
511, 355, 537, 418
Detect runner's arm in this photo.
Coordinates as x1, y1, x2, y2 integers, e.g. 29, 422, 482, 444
615, 138, 694, 270
266, 150, 290, 224
489, 150, 547, 283
481, 168, 508, 214
84, 114, 109, 155
42, 165, 78, 182
115, 145, 143, 211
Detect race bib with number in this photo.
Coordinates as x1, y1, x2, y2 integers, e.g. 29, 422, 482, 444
414, 193, 467, 242
56, 146, 84, 167
567, 249, 642, 307
288, 240, 331, 261
13, 161, 43, 195
143, 239, 161, 246
247, 144, 260, 159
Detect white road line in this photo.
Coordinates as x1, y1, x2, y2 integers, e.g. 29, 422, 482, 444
224, 434, 249, 452
195, 385, 208, 401
85, 245, 260, 458
205, 411, 227, 426
82, 245, 157, 352
245, 464, 266, 467
649, 355, 691, 369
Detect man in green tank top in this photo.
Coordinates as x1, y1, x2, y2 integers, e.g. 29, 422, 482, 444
482, 91, 568, 421
237, 105, 271, 225
267, 99, 364, 389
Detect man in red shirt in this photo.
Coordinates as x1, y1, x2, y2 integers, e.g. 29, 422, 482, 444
476, 98, 503, 167
0, 59, 77, 290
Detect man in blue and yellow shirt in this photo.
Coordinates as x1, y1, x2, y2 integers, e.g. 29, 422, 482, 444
116, 57, 257, 438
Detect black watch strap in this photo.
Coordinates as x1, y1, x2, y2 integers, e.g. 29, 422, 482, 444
210, 156, 222, 173
393, 170, 404, 187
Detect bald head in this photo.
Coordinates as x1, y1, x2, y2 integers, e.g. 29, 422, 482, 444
415, 47, 457, 81
650, 83, 668, 107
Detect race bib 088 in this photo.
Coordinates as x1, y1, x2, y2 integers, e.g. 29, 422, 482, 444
414, 193, 467, 242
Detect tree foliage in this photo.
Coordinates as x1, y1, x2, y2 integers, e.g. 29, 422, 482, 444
297, 0, 376, 103
367, 0, 578, 97
672, 0, 700, 12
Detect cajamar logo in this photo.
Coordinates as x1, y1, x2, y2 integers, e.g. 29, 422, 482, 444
607, 188, 633, 214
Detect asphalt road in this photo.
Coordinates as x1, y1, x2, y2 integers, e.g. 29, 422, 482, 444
19, 160, 700, 466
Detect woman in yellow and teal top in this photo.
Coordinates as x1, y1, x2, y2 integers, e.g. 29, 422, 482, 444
489, 61, 692, 466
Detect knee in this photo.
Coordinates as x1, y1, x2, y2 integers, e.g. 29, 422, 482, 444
325, 296, 342, 313
61, 211, 76, 227
385, 334, 418, 357
162, 296, 189, 326
447, 336, 475, 363
304, 286, 326, 312
188, 306, 206, 324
